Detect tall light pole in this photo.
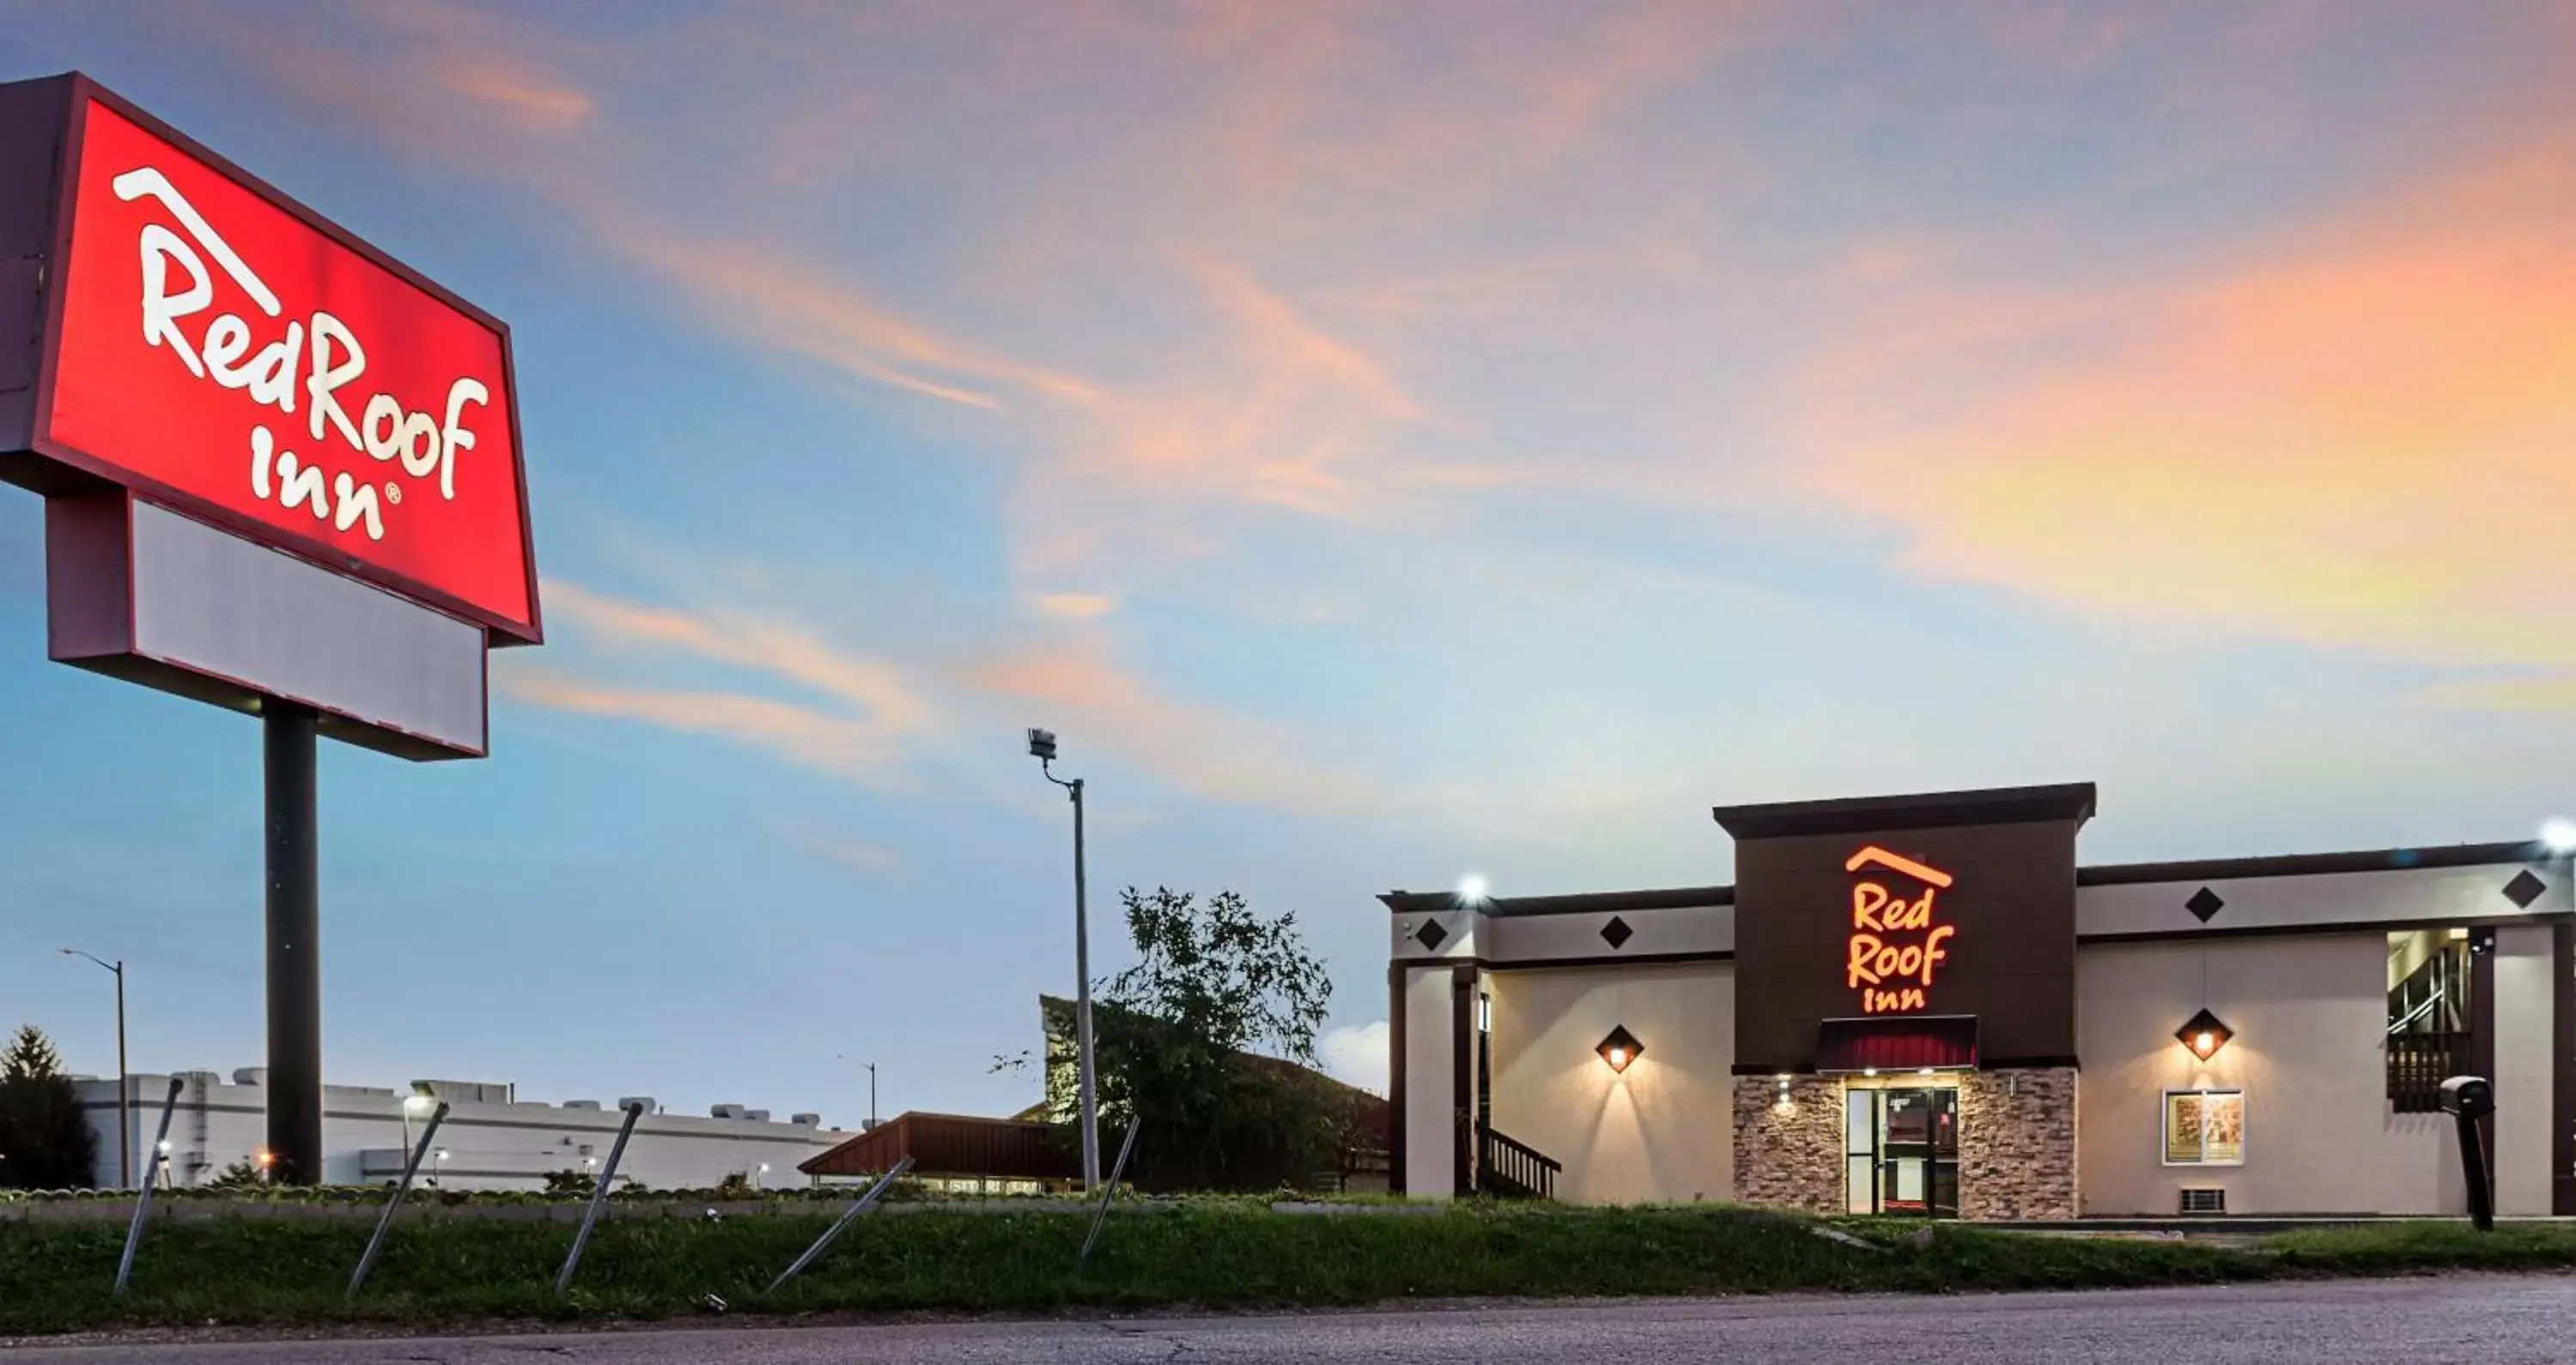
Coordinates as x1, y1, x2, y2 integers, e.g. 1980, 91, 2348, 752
835, 1055, 880, 1130
58, 949, 128, 1189
1027, 727, 1100, 1190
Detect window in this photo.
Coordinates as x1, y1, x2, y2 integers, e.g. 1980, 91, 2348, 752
2163, 1089, 2245, 1166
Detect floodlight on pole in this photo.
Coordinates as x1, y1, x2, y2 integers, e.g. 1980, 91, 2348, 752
1028, 725, 1101, 1191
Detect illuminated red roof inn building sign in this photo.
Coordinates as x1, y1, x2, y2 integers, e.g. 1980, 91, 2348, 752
1845, 847, 1958, 1014
0, 72, 540, 1186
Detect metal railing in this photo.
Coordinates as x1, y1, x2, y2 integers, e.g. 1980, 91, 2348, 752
2389, 1031, 2472, 1113
1476, 1125, 1559, 1200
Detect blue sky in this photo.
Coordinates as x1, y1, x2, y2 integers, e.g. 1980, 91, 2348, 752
3, 0, 2574, 1125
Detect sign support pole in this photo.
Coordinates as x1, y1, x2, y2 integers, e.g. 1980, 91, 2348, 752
264, 701, 323, 1186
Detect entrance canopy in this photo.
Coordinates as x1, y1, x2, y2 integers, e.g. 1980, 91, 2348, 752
1815, 1015, 1979, 1073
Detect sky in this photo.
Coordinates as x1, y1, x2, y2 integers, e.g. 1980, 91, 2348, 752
2, 0, 2573, 1128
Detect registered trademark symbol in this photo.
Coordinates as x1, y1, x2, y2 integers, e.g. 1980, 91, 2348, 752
384, 482, 401, 504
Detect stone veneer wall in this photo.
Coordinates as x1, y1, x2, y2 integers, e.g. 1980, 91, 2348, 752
1733, 1069, 2079, 1219
1957, 1066, 2078, 1221
1730, 1077, 1844, 1214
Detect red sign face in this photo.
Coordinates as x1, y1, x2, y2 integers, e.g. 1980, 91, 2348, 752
40, 97, 537, 640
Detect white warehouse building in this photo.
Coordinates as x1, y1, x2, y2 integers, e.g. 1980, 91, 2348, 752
72, 1068, 853, 1192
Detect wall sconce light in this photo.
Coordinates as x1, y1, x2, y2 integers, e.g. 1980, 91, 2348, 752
2176, 1008, 2233, 1062
1597, 1025, 1643, 1074
1773, 1071, 1793, 1108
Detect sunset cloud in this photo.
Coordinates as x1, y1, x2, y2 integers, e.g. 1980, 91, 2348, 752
591, 221, 1098, 413
513, 583, 1366, 816
1031, 592, 1118, 620
960, 638, 1376, 816
432, 58, 593, 133
498, 670, 910, 782
499, 584, 939, 786
1793, 135, 2576, 680
546, 583, 936, 736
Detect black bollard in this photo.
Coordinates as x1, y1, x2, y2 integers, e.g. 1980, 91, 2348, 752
2439, 1076, 2495, 1232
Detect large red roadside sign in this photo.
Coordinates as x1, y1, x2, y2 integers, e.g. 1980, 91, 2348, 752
28, 91, 538, 642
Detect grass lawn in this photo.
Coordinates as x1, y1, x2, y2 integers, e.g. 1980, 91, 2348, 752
3, 1203, 2574, 1337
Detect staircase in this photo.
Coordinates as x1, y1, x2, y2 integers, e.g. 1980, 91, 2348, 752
2386, 939, 2474, 1113
2387, 944, 2467, 1035
1477, 1125, 1560, 1199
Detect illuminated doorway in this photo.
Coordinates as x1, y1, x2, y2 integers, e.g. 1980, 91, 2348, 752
1844, 1086, 1959, 1216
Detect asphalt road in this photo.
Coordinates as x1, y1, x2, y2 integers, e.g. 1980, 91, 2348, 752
9, 1276, 2576, 1363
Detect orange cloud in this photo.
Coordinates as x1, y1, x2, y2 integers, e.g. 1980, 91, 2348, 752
432, 58, 593, 133
1795, 134, 2576, 678
500, 585, 937, 784
1032, 592, 1118, 619
547, 583, 935, 734
592, 221, 1097, 413
520, 582, 1362, 814
960, 638, 1376, 816
499, 671, 909, 781
802, 835, 901, 873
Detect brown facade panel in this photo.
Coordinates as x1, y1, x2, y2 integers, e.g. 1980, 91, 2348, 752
1388, 962, 1407, 1196
2555, 923, 2575, 1216
1734, 818, 2081, 1072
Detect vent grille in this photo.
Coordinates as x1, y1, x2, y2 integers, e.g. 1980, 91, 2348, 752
2178, 1187, 2227, 1216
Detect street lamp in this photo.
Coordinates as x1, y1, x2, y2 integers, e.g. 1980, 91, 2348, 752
434, 1149, 448, 1187
1027, 726, 1101, 1191
57, 949, 128, 1189
835, 1055, 880, 1130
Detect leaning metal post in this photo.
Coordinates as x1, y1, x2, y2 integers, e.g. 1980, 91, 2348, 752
554, 1100, 647, 1293
348, 1101, 448, 1299
112, 1076, 187, 1295
1077, 1117, 1141, 1268
764, 1156, 914, 1295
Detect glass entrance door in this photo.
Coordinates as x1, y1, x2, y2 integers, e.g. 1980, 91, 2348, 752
1843, 1087, 1959, 1217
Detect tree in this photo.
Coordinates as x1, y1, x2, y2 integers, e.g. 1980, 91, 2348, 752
206, 1156, 271, 1190
0, 1025, 99, 1189
1075, 887, 1345, 1192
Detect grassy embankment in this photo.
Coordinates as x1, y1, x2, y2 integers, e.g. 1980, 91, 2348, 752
5, 1200, 2574, 1337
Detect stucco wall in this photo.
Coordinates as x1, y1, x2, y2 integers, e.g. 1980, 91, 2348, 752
2074, 935, 2507, 1216
2492, 925, 2555, 1216
1400, 965, 1459, 1199
1486, 962, 1733, 1204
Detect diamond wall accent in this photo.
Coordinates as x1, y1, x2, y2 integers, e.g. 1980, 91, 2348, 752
2502, 870, 2548, 910
1413, 918, 1449, 951
1600, 915, 1634, 949
2184, 887, 2226, 923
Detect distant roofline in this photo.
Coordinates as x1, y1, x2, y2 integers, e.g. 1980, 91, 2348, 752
2075, 840, 2549, 886
1378, 885, 1735, 918
1383, 840, 2547, 917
